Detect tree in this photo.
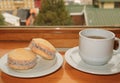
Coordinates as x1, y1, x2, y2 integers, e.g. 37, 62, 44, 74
34, 0, 73, 25
0, 13, 5, 25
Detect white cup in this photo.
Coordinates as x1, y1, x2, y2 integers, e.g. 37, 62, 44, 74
79, 29, 120, 66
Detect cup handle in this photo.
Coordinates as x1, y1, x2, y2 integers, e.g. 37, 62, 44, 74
0, 58, 1, 70
114, 37, 120, 54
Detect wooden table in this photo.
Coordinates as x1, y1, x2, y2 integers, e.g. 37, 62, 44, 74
0, 27, 120, 83
1, 41, 120, 83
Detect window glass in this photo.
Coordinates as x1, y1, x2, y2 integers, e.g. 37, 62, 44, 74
0, 0, 119, 27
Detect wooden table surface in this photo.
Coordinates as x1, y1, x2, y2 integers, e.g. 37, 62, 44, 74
1, 41, 120, 83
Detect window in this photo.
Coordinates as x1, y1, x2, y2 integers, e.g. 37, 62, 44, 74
115, 2, 120, 8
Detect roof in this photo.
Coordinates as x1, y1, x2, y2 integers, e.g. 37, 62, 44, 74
84, 7, 120, 26
17, 9, 30, 22
66, 4, 84, 15
98, 0, 120, 2
2, 12, 20, 26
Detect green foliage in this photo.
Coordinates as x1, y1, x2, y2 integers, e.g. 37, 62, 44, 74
0, 13, 5, 25
34, 0, 73, 25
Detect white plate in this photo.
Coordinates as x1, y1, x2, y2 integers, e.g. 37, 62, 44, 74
65, 46, 120, 75
0, 52, 63, 78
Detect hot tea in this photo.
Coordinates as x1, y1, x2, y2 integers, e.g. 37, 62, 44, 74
87, 36, 106, 39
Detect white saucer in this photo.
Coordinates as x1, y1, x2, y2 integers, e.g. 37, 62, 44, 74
0, 52, 63, 78
65, 46, 120, 75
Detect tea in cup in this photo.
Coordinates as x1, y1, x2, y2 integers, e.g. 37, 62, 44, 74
79, 29, 120, 66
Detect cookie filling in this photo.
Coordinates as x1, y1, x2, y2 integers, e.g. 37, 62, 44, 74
31, 42, 55, 57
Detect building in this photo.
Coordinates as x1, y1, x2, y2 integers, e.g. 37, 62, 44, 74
81, 0, 92, 5
34, 0, 41, 8
93, 0, 120, 8
2, 12, 20, 26
0, 0, 35, 12
0, 0, 36, 25
66, 2, 120, 26
66, 5, 84, 25
84, 6, 120, 26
